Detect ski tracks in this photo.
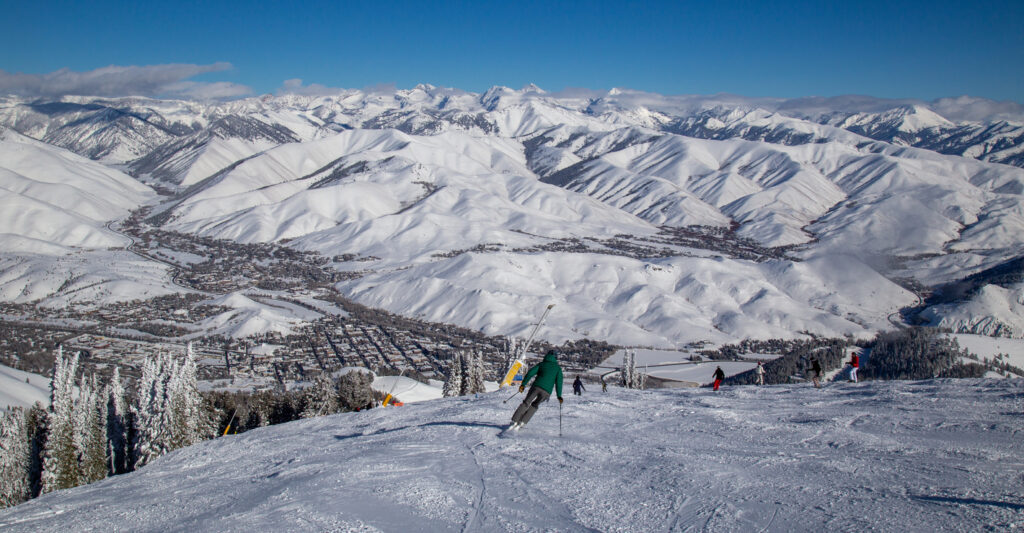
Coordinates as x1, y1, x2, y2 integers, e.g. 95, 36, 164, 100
461, 429, 601, 532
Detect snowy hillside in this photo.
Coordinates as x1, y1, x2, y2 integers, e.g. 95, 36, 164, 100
0, 129, 154, 252
1, 379, 1020, 531
0, 363, 49, 409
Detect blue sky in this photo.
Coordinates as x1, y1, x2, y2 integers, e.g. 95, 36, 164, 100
1, 0, 1022, 102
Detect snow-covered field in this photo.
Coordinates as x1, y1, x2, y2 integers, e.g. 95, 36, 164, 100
596, 348, 758, 385
372, 375, 444, 404
0, 363, 49, 409
2, 378, 1021, 532
953, 333, 1024, 369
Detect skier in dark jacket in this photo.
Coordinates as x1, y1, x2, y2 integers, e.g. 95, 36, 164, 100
712, 366, 725, 391
572, 376, 585, 395
810, 357, 822, 388
510, 350, 564, 430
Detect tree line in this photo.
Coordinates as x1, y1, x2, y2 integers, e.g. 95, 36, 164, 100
0, 346, 381, 509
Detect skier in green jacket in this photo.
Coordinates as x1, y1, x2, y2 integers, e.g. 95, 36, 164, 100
509, 350, 564, 430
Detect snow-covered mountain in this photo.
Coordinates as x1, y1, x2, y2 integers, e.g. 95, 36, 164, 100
0, 129, 154, 252
1, 379, 1020, 531
2, 86, 1023, 343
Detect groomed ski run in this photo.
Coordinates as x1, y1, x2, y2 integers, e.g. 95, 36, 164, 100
1, 378, 1021, 532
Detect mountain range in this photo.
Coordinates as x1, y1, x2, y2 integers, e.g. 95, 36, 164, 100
1, 86, 1023, 345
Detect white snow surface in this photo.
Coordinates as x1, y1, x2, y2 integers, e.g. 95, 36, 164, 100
952, 333, 1024, 369
0, 250, 179, 307
372, 375, 444, 403
597, 350, 756, 384
921, 282, 1024, 338
0, 363, 49, 409
1, 379, 1021, 531
197, 292, 324, 339
338, 251, 912, 347
0, 129, 154, 251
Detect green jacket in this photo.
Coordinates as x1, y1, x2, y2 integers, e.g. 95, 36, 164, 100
522, 352, 563, 398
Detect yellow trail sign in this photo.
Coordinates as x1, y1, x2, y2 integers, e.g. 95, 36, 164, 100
500, 360, 524, 388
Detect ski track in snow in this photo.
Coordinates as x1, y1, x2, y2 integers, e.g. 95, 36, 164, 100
1, 379, 1022, 532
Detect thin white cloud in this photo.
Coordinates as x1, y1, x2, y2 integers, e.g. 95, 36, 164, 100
930, 96, 1024, 123
277, 78, 345, 96
0, 63, 252, 99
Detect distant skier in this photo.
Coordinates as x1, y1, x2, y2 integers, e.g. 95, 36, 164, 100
601, 379, 608, 393
755, 361, 765, 386
509, 350, 564, 430
847, 352, 859, 383
810, 357, 822, 389
712, 366, 725, 391
572, 376, 585, 396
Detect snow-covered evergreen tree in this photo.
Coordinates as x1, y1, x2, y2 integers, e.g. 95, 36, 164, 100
75, 374, 108, 485
620, 350, 633, 388
620, 350, 644, 389
0, 408, 30, 508
336, 371, 375, 411
42, 347, 80, 493
463, 350, 486, 395
301, 374, 340, 418
443, 352, 464, 398
106, 368, 129, 475
168, 343, 213, 451
502, 337, 521, 378
133, 351, 174, 469
24, 403, 47, 498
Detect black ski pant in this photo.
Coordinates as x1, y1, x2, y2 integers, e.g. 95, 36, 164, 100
511, 386, 550, 426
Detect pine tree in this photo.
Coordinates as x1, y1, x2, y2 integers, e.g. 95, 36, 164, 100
620, 350, 634, 388
620, 350, 644, 389
42, 347, 81, 493
463, 350, 485, 395
337, 371, 375, 411
301, 374, 340, 418
0, 408, 30, 508
443, 352, 464, 398
168, 343, 213, 451
106, 368, 129, 475
133, 351, 174, 469
502, 337, 520, 378
25, 403, 47, 498
75, 374, 108, 485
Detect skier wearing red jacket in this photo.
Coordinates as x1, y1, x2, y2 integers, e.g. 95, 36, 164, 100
848, 353, 860, 383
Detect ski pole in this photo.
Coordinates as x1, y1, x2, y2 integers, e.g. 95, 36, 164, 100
503, 389, 522, 404
559, 400, 562, 437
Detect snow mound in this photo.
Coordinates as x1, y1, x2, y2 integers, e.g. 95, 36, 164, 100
372, 375, 443, 403
198, 292, 324, 339
1, 379, 1020, 531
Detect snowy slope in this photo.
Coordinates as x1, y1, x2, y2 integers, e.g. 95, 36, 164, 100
952, 333, 1024, 370
0, 129, 155, 251
0, 250, 179, 307
195, 292, 324, 339
337, 252, 913, 347
921, 282, 1024, 338
1, 379, 1020, 531
372, 375, 444, 403
0, 363, 49, 409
